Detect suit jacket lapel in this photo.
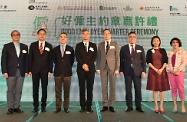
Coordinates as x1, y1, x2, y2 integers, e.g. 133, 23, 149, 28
37, 41, 41, 55
133, 45, 137, 57
126, 45, 131, 57
101, 42, 106, 56
62, 45, 68, 58
57, 45, 63, 58
11, 42, 19, 58
19, 44, 23, 58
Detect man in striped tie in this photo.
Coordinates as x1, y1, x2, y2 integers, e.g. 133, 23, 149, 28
28, 29, 53, 113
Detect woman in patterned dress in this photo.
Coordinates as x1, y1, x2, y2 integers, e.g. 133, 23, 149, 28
146, 36, 170, 113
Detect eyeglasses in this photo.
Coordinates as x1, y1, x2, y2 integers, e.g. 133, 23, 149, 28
12, 34, 20, 36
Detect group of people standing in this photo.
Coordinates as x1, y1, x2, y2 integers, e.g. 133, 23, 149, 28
1, 28, 187, 115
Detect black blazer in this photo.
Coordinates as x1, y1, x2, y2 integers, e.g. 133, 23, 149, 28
120, 44, 146, 76
146, 48, 168, 65
53, 45, 74, 77
28, 41, 53, 74
1, 42, 28, 77
75, 41, 97, 73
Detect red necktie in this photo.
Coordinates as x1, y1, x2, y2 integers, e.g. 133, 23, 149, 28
39, 43, 43, 54
131, 45, 134, 57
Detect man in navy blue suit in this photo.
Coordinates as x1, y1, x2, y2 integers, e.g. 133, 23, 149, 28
1, 30, 28, 114
120, 32, 146, 112
53, 32, 74, 113
28, 29, 53, 113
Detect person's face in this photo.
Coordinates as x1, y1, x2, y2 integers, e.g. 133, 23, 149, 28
59, 34, 67, 44
103, 30, 111, 41
37, 30, 46, 41
128, 33, 136, 44
172, 40, 179, 49
82, 31, 90, 41
11, 31, 20, 43
152, 38, 160, 47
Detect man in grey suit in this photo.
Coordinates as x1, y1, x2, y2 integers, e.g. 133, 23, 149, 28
1, 30, 28, 114
120, 32, 146, 112
96, 29, 120, 112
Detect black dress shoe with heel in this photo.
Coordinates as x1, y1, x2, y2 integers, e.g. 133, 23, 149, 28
79, 107, 85, 112
100, 106, 108, 112
109, 107, 115, 112
14, 108, 23, 113
54, 108, 61, 113
125, 107, 133, 112
136, 107, 144, 112
42, 107, 46, 112
7, 108, 14, 114
33, 108, 38, 113
64, 108, 69, 113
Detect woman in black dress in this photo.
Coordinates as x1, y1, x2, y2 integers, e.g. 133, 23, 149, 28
146, 36, 170, 113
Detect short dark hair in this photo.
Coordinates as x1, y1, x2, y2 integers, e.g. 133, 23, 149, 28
11, 30, 20, 36
82, 29, 89, 33
103, 29, 111, 34
151, 36, 161, 47
128, 32, 136, 36
60, 32, 67, 36
37, 28, 46, 34
170, 37, 182, 47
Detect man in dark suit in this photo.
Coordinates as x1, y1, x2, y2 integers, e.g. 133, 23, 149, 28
120, 32, 146, 112
53, 32, 74, 113
75, 29, 97, 113
1, 30, 28, 114
28, 29, 53, 113
96, 29, 120, 112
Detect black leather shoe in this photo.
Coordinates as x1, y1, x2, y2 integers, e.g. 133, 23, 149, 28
42, 107, 46, 112
100, 106, 108, 112
33, 108, 38, 113
79, 107, 85, 112
14, 108, 23, 113
87, 108, 93, 113
54, 108, 61, 113
109, 107, 115, 112
7, 108, 14, 114
64, 108, 69, 113
136, 107, 144, 112
125, 107, 133, 112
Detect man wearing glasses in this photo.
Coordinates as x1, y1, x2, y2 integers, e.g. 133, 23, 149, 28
1, 30, 28, 114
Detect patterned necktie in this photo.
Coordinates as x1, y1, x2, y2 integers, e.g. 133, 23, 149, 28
39, 43, 43, 54
85, 43, 87, 52
106, 41, 109, 54
61, 45, 64, 57
131, 45, 134, 57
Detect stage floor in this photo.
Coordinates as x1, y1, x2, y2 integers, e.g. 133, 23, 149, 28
1, 69, 187, 121
0, 101, 187, 122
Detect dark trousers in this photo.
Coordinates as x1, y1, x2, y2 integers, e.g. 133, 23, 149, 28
54, 76, 71, 109
124, 67, 142, 108
77, 71, 95, 109
32, 72, 48, 108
